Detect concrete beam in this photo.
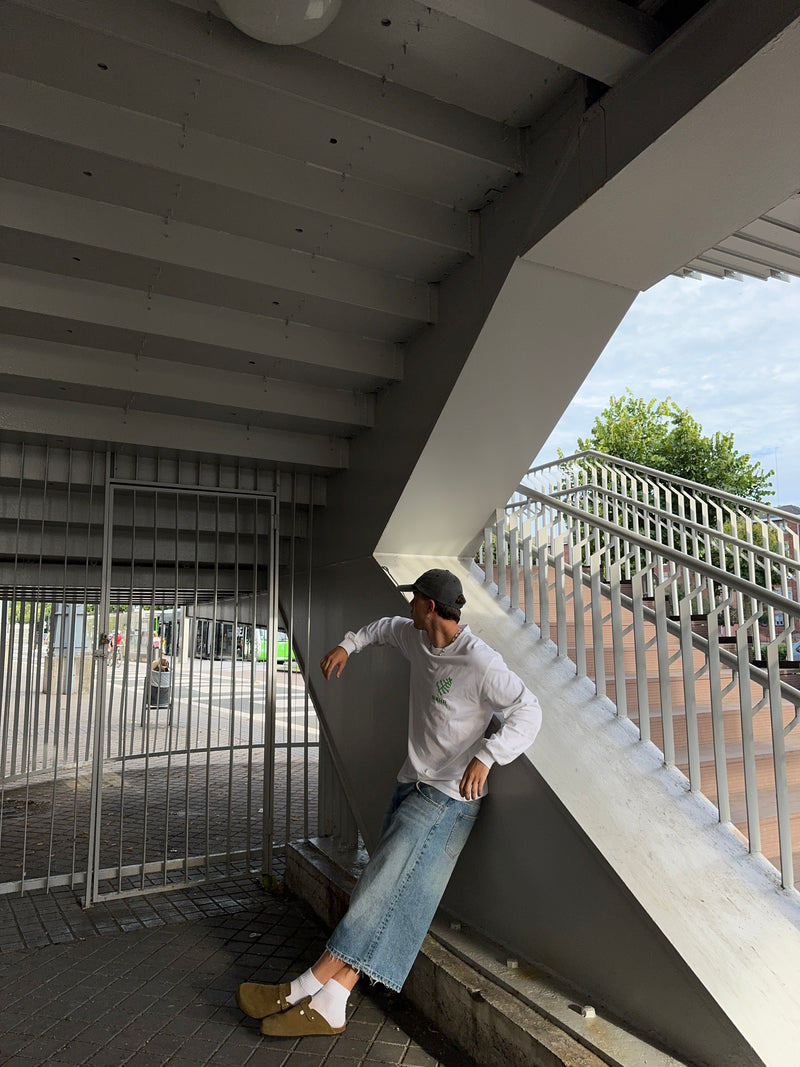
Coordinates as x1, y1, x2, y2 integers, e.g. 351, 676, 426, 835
0, 265, 402, 386
377, 259, 636, 555
0, 71, 471, 254
1, 179, 434, 324
523, 9, 800, 289
0, 394, 349, 470
0, 335, 374, 430
425, 0, 665, 84
6, 0, 521, 172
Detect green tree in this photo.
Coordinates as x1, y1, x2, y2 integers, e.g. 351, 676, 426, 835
576, 392, 773, 503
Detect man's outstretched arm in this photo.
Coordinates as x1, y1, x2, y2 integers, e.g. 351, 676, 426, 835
321, 617, 413, 681
320, 645, 349, 680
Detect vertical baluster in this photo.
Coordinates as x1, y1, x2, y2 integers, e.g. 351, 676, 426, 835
495, 510, 507, 602
766, 642, 794, 887
654, 581, 675, 768
509, 522, 519, 615
571, 543, 587, 680
736, 626, 760, 855
588, 552, 606, 700
522, 523, 534, 627
706, 623, 731, 825
537, 541, 550, 642
609, 566, 627, 719
553, 537, 567, 656
632, 569, 650, 742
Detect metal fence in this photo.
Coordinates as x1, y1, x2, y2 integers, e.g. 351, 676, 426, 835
0, 439, 326, 901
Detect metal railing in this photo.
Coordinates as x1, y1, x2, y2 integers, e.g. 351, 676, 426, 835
516, 451, 800, 646
480, 454, 800, 891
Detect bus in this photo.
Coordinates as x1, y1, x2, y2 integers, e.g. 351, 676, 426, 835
253, 627, 296, 667
193, 620, 296, 666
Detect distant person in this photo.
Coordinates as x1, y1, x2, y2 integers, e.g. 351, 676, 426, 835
237, 569, 542, 1037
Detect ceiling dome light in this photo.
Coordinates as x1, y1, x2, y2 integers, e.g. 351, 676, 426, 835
218, 0, 342, 45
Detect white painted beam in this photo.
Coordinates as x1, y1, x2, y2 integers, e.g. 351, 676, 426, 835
764, 196, 800, 229
424, 0, 665, 84
0, 73, 471, 254
523, 11, 800, 291
0, 334, 375, 429
0, 179, 434, 323
679, 258, 725, 279
377, 258, 637, 555
8, 0, 521, 171
0, 394, 349, 469
1, 265, 402, 385
718, 233, 800, 278
690, 252, 769, 280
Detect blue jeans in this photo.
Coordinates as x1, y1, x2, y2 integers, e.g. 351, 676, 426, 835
326, 781, 482, 991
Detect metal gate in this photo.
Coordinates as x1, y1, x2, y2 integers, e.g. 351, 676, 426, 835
0, 442, 325, 902
85, 481, 278, 903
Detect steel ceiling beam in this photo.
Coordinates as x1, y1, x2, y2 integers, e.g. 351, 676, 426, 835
0, 266, 403, 386
423, 0, 666, 85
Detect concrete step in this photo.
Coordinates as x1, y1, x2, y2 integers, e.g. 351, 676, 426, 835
686, 747, 800, 819
602, 673, 765, 716
287, 837, 689, 1067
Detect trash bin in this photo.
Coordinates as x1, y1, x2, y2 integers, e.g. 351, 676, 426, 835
149, 670, 171, 708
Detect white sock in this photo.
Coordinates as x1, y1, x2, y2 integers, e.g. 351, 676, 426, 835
288, 968, 323, 1004
309, 978, 350, 1028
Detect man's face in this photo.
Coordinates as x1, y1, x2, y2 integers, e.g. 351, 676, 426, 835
410, 590, 433, 629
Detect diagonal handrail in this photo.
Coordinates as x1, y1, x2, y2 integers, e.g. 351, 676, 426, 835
479, 462, 800, 891
523, 449, 800, 534
520, 450, 800, 554
512, 451, 800, 651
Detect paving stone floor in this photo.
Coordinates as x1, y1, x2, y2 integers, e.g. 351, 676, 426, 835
0, 872, 478, 1067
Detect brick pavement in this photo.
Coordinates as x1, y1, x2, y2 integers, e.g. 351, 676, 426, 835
1, 661, 318, 895
0, 657, 477, 1064
0, 749, 318, 894
0, 873, 477, 1067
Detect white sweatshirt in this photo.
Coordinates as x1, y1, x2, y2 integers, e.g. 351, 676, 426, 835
339, 617, 542, 800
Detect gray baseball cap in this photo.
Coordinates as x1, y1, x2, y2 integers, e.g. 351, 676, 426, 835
397, 569, 466, 612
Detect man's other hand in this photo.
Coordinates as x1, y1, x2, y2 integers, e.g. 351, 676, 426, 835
459, 757, 489, 800
320, 645, 348, 680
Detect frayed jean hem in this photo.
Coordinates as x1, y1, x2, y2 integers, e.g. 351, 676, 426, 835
324, 942, 403, 993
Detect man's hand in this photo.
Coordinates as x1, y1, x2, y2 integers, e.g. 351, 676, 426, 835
320, 645, 348, 680
459, 757, 489, 800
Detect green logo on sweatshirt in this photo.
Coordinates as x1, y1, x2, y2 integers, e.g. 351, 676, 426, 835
434, 677, 453, 702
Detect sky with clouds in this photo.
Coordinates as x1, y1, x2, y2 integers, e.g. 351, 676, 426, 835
534, 273, 800, 507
